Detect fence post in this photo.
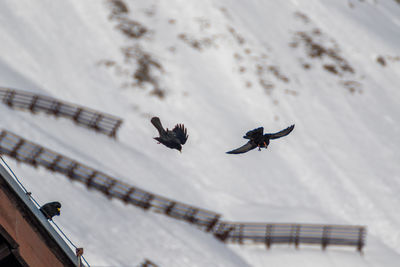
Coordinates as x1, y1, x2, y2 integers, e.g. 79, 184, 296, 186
294, 224, 301, 249
29, 147, 44, 167
321, 226, 330, 250
238, 224, 244, 245
357, 227, 365, 254
139, 194, 154, 210
183, 208, 198, 224
51, 101, 62, 116
104, 180, 117, 199
4, 90, 15, 107
164, 201, 176, 215
205, 215, 220, 232
10, 140, 25, 159
109, 120, 123, 138
86, 170, 98, 189
214, 225, 234, 242
0, 131, 6, 144
29, 95, 39, 113
66, 162, 79, 180
73, 108, 83, 123
47, 155, 62, 171
122, 187, 136, 203
289, 224, 295, 245
265, 224, 273, 249
213, 222, 226, 241
89, 113, 103, 131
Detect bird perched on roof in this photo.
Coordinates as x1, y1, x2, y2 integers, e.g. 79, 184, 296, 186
151, 117, 188, 152
40, 201, 61, 220
226, 124, 295, 154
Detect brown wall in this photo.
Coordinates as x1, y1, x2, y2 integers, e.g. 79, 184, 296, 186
0, 188, 68, 267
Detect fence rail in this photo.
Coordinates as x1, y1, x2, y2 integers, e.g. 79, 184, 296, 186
0, 129, 366, 252
0, 130, 221, 232
0, 88, 123, 138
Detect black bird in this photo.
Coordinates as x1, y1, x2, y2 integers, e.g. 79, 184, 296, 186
226, 124, 295, 154
40, 201, 61, 220
151, 117, 188, 152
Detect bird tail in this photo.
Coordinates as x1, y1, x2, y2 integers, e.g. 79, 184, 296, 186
151, 117, 166, 135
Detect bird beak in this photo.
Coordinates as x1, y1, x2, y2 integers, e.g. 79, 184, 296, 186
57, 208, 60, 212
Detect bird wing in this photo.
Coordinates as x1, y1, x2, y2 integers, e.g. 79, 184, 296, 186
172, 124, 188, 144
243, 127, 264, 139
226, 141, 257, 154
266, 124, 295, 140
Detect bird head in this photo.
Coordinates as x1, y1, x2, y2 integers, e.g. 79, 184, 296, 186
176, 144, 182, 153
168, 142, 182, 152
54, 202, 61, 215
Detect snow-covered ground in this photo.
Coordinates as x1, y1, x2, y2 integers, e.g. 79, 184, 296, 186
0, 0, 399, 266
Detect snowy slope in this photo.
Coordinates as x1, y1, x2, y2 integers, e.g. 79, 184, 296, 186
0, 0, 400, 266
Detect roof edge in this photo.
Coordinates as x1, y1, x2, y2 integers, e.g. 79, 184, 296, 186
0, 160, 78, 266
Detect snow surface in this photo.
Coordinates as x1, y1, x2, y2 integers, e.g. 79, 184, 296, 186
0, 0, 399, 266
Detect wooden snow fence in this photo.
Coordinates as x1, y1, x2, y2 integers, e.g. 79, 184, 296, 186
0, 129, 366, 253
0, 130, 221, 232
0, 88, 123, 138
212, 221, 366, 252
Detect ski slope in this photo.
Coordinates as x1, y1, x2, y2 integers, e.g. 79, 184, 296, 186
0, 0, 399, 266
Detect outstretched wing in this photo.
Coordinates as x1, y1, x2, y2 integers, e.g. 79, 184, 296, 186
226, 141, 257, 154
173, 124, 188, 145
266, 124, 295, 140
243, 127, 264, 139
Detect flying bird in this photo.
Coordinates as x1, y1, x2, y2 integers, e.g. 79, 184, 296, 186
226, 124, 295, 154
151, 117, 188, 152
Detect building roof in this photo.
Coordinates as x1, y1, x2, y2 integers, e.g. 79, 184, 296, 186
0, 160, 78, 266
